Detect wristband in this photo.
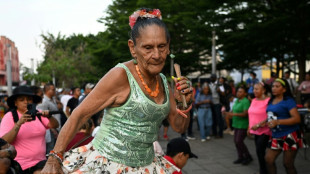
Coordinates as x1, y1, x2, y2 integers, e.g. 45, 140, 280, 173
47, 150, 64, 163
176, 104, 193, 118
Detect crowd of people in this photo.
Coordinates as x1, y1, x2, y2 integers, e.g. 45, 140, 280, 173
0, 7, 309, 174
178, 71, 308, 174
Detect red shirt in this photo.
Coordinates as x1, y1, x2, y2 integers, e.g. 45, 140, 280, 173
164, 155, 182, 174
65, 132, 93, 151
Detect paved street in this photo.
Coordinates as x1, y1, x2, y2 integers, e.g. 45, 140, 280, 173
158, 121, 310, 174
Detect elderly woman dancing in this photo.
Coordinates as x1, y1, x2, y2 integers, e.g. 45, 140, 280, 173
42, 8, 193, 174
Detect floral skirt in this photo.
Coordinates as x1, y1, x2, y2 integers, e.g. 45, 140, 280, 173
62, 142, 179, 174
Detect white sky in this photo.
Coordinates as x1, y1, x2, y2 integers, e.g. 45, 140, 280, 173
0, 0, 112, 69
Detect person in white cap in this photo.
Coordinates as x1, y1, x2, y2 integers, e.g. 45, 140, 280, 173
79, 83, 95, 104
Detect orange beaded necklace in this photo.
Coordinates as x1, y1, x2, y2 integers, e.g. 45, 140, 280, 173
135, 65, 159, 98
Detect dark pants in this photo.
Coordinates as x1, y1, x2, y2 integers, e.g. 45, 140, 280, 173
181, 108, 194, 137
211, 104, 223, 137
46, 129, 55, 154
255, 134, 270, 174
22, 160, 46, 174
301, 93, 310, 105
234, 128, 251, 159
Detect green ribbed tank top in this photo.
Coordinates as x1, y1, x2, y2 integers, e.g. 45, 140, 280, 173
92, 63, 170, 167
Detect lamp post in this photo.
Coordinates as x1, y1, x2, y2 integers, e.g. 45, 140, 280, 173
31, 58, 35, 85
6, 44, 12, 96
211, 31, 216, 74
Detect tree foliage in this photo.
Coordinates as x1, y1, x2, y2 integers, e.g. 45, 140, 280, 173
215, 0, 310, 80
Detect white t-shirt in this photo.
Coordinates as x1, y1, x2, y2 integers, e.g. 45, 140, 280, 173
60, 95, 72, 113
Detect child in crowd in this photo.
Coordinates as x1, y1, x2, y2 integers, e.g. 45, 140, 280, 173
223, 94, 236, 135
164, 138, 198, 174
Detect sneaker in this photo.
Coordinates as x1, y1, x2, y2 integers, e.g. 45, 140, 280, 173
187, 135, 196, 140
163, 134, 169, 140
233, 158, 244, 164
201, 139, 206, 142
224, 128, 232, 134
206, 136, 211, 140
229, 130, 234, 135
242, 156, 253, 165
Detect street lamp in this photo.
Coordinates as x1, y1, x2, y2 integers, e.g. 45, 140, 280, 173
211, 31, 216, 75
31, 58, 35, 85
6, 44, 12, 96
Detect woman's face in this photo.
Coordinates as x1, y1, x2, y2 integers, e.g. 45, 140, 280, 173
253, 84, 265, 98
14, 95, 33, 112
219, 78, 224, 84
236, 88, 246, 99
129, 24, 170, 76
271, 81, 286, 96
202, 86, 209, 94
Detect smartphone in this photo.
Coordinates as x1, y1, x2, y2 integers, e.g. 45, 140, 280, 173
26, 103, 37, 120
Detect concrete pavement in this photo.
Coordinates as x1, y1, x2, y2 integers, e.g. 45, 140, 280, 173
158, 122, 310, 174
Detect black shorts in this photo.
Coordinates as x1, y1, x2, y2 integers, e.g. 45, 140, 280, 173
162, 118, 169, 127
22, 160, 47, 174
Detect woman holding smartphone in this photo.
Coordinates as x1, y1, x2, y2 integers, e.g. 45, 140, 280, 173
0, 86, 59, 173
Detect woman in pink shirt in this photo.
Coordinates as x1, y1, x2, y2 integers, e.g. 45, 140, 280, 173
298, 72, 310, 105
0, 86, 59, 174
248, 82, 271, 174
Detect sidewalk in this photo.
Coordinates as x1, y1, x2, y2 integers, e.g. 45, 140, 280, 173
158, 122, 310, 174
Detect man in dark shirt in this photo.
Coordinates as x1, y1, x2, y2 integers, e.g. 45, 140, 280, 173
66, 87, 81, 117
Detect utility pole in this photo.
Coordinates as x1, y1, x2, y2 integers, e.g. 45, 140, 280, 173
31, 58, 35, 85
52, 70, 56, 86
6, 44, 12, 96
211, 31, 216, 75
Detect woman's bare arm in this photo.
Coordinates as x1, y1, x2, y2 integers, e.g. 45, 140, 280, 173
1, 113, 32, 143
51, 67, 130, 154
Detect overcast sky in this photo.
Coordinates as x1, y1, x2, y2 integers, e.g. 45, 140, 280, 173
0, 0, 111, 69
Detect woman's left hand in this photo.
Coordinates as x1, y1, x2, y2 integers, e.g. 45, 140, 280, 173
40, 110, 50, 117
267, 120, 277, 128
173, 76, 193, 104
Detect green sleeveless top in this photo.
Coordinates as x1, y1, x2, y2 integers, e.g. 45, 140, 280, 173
92, 63, 170, 167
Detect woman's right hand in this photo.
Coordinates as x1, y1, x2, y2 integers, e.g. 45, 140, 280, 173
41, 157, 64, 174
16, 112, 32, 126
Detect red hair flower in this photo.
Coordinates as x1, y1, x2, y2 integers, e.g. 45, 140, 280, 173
129, 9, 162, 29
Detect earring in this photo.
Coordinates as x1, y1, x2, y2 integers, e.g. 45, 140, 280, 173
133, 58, 138, 65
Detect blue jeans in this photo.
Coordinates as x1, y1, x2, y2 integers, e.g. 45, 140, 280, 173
197, 108, 212, 139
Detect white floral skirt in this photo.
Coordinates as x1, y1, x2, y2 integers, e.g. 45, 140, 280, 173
62, 142, 179, 174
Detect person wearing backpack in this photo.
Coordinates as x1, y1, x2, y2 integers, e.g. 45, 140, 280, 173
0, 86, 59, 174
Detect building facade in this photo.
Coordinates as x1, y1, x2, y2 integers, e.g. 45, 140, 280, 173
0, 36, 19, 90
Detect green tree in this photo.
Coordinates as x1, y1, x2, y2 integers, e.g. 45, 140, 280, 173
96, 0, 223, 76
36, 33, 99, 87
215, 0, 310, 81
